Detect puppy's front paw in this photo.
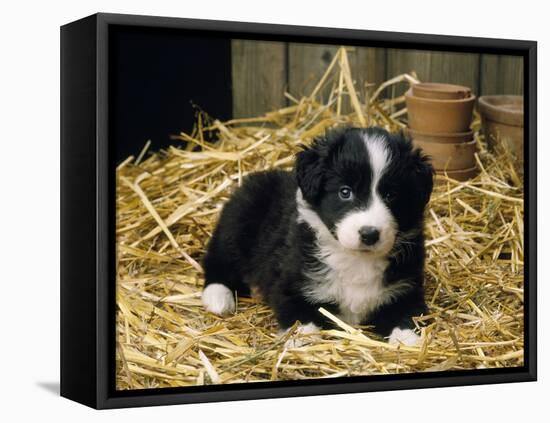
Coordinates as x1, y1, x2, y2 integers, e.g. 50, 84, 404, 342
202, 283, 235, 316
280, 322, 320, 349
388, 327, 421, 346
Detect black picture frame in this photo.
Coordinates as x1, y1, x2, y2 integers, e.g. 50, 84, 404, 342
60, 12, 537, 409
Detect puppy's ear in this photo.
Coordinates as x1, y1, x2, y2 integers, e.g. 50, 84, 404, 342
295, 143, 325, 205
410, 147, 434, 208
398, 131, 434, 207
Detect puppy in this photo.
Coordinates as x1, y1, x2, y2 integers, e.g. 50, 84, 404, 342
201, 127, 433, 346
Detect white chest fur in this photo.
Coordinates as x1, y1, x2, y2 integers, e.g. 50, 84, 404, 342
296, 188, 412, 326
303, 247, 392, 325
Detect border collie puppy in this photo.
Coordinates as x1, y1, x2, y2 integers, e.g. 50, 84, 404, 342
201, 127, 433, 345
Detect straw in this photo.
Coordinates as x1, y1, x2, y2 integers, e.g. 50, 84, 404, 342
115, 47, 524, 389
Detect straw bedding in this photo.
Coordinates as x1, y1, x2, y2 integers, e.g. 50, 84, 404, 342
115, 48, 524, 390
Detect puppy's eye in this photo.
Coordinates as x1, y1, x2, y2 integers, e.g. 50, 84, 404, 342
339, 186, 353, 201
383, 191, 396, 203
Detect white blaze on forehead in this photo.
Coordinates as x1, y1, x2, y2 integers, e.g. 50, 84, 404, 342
335, 134, 396, 252
364, 135, 391, 185
295, 137, 410, 323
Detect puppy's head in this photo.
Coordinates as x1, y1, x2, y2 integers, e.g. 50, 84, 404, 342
296, 127, 433, 255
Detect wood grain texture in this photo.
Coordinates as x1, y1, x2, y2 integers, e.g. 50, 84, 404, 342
355, 47, 387, 100
287, 43, 386, 112
386, 49, 480, 95
480, 54, 524, 95
231, 40, 287, 118
231, 43, 525, 117
288, 43, 340, 101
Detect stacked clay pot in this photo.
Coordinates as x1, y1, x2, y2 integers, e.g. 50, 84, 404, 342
406, 83, 477, 181
478, 95, 524, 161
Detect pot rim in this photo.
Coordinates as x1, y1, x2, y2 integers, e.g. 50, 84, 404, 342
412, 82, 471, 98
406, 88, 476, 104
406, 128, 474, 138
414, 138, 477, 147
478, 95, 524, 127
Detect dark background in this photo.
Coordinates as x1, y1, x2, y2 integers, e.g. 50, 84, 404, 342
110, 26, 232, 163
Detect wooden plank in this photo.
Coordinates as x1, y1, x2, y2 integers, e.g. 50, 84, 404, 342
355, 47, 387, 100
386, 49, 480, 96
288, 43, 386, 110
231, 39, 287, 118
480, 54, 524, 95
288, 43, 340, 102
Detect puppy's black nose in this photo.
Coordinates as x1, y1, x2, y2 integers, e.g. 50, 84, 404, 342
359, 226, 379, 246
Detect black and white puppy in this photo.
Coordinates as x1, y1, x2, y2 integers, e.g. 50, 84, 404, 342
201, 127, 433, 345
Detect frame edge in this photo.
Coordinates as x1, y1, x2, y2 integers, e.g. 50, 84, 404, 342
60, 13, 100, 409
76, 12, 537, 409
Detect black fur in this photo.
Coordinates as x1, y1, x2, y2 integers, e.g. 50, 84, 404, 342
203, 127, 433, 337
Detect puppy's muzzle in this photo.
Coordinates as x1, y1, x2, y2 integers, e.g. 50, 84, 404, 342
359, 226, 380, 246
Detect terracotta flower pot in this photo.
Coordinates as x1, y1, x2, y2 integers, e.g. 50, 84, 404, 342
412, 83, 471, 100
406, 89, 476, 133
478, 95, 524, 160
406, 128, 474, 144
413, 139, 477, 171
436, 166, 479, 182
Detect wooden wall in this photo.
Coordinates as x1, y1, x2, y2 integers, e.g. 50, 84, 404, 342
231, 40, 524, 118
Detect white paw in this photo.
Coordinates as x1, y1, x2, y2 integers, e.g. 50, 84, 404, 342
280, 323, 320, 348
388, 327, 421, 346
202, 283, 235, 316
